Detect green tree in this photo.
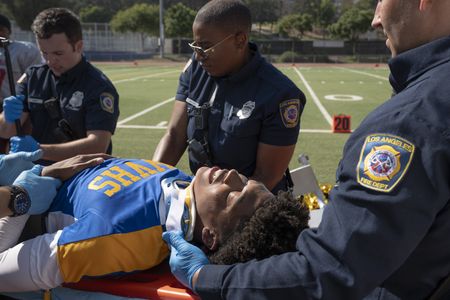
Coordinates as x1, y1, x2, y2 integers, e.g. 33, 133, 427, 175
110, 3, 159, 50
245, 0, 280, 32
329, 7, 373, 54
305, 0, 336, 36
277, 14, 313, 39
111, 4, 159, 35
356, 0, 377, 10
3, 0, 62, 30
80, 5, 113, 23
165, 3, 196, 55
0, 4, 12, 18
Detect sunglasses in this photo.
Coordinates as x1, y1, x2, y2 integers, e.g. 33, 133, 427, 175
188, 34, 234, 59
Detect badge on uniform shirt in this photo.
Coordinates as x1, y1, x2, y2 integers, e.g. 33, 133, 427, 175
357, 134, 415, 192
99, 92, 115, 114
279, 99, 300, 128
237, 101, 255, 120
66, 91, 84, 110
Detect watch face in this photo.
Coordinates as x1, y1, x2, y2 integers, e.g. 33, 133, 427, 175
14, 193, 31, 215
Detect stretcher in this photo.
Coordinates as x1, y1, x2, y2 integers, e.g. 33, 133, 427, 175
64, 261, 199, 300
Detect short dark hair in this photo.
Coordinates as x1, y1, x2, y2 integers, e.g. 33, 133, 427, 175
31, 8, 82, 46
0, 14, 11, 34
209, 192, 310, 264
195, 0, 252, 34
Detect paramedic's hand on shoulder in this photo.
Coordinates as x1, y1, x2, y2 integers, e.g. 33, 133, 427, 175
42, 153, 112, 181
0, 150, 42, 185
9, 135, 40, 153
162, 231, 209, 290
13, 165, 62, 215
3, 95, 24, 123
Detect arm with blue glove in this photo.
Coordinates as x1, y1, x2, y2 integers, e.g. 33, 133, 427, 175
0, 153, 108, 218
13, 165, 62, 215
0, 95, 26, 137
0, 150, 42, 185
162, 231, 210, 291
9, 135, 40, 153
0, 165, 61, 218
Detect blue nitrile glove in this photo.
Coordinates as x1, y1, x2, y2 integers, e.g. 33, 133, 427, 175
0, 150, 43, 185
13, 165, 62, 215
9, 135, 40, 153
162, 231, 209, 290
3, 95, 25, 123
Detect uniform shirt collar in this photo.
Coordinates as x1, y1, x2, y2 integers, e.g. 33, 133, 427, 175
57, 56, 88, 83
389, 36, 450, 93
223, 42, 262, 83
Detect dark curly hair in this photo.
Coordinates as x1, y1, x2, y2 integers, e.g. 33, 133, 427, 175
209, 192, 310, 264
31, 8, 82, 47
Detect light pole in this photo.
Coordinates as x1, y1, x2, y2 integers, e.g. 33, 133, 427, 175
159, 0, 165, 58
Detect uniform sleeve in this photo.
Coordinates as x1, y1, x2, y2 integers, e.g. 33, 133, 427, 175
175, 58, 193, 101
259, 85, 306, 146
195, 110, 450, 299
84, 83, 120, 133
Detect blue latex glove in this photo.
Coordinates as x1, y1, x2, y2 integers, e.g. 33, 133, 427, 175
13, 165, 62, 215
0, 150, 43, 185
3, 95, 24, 123
162, 231, 209, 290
9, 135, 40, 153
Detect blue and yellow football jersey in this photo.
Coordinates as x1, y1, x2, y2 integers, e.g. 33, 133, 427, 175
47, 158, 193, 283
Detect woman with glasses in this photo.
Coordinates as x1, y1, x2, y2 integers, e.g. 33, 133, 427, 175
153, 0, 306, 194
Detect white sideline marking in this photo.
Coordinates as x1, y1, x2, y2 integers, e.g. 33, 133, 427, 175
113, 70, 179, 84
118, 97, 175, 125
293, 67, 333, 126
118, 125, 168, 129
335, 67, 389, 81
116, 125, 336, 134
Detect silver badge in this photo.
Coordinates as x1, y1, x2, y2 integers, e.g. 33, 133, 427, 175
237, 101, 255, 120
66, 91, 84, 110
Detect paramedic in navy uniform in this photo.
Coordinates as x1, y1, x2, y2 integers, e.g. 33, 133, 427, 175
153, 0, 305, 194
0, 8, 119, 163
163, 0, 450, 299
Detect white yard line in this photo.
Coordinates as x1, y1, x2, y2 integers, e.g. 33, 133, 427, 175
117, 124, 336, 134
117, 97, 175, 125
301, 129, 333, 133
335, 67, 389, 81
112, 70, 179, 84
117, 124, 168, 129
293, 67, 333, 126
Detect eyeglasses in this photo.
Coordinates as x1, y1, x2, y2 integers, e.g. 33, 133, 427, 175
188, 34, 234, 59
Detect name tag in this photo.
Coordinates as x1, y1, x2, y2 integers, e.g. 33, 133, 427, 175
28, 97, 44, 104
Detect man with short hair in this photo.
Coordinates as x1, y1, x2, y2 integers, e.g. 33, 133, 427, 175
0, 8, 119, 163
0, 153, 309, 292
153, 0, 305, 194
164, 1, 450, 298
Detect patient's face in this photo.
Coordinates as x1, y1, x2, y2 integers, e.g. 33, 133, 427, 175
193, 167, 274, 244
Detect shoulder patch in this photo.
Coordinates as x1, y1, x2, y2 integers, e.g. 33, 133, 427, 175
99, 92, 115, 114
279, 99, 300, 128
182, 59, 192, 73
357, 134, 415, 192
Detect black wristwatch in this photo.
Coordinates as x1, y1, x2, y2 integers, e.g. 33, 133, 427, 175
8, 185, 31, 217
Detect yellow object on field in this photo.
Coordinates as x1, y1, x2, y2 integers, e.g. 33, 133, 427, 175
43, 290, 51, 300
